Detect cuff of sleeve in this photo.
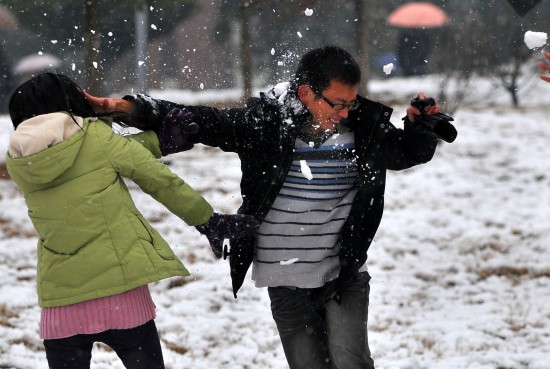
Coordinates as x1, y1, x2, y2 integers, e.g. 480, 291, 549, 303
122, 94, 162, 131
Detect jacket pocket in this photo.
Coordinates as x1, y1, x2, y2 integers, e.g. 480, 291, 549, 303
131, 214, 174, 260
41, 240, 87, 255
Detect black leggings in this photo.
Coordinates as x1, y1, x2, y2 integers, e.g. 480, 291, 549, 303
43, 320, 164, 369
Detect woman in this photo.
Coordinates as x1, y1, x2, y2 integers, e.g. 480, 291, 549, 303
6, 73, 257, 369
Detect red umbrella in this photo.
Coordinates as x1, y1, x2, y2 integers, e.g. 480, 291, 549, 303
13, 53, 62, 74
387, 2, 449, 29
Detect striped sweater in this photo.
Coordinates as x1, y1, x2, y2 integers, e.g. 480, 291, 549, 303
252, 130, 360, 288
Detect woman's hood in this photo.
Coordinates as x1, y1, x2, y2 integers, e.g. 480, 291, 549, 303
7, 113, 86, 184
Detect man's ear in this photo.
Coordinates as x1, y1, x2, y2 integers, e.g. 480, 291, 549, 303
297, 85, 313, 105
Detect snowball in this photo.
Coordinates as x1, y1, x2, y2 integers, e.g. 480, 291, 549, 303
273, 82, 290, 96
151, 24, 157, 30
297, 31, 303, 38
280, 258, 299, 265
383, 63, 394, 75
300, 160, 313, 180
271, 48, 275, 55
305, 8, 313, 16
524, 31, 547, 49
199, 83, 204, 89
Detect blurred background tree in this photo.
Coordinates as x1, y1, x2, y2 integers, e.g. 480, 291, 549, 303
0, 0, 549, 111
0, 0, 196, 95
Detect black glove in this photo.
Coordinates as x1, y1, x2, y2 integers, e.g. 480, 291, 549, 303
196, 213, 260, 258
409, 97, 457, 143
156, 108, 199, 156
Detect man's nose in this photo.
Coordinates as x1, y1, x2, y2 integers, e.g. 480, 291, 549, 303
338, 108, 349, 119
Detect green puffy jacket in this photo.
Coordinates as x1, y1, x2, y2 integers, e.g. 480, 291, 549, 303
6, 114, 213, 308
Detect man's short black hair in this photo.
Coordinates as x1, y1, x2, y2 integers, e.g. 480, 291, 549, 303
294, 46, 361, 96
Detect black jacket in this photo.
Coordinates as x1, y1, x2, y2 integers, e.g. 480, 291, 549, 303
125, 86, 439, 297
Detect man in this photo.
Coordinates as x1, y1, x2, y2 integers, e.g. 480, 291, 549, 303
88, 46, 444, 369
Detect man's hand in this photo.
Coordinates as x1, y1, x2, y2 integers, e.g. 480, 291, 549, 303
84, 91, 133, 115
406, 92, 440, 122
540, 52, 550, 83
406, 93, 457, 143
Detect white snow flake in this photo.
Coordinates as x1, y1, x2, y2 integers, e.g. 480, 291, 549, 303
280, 258, 299, 265
300, 160, 313, 180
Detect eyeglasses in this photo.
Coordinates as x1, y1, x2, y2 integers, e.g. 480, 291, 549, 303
319, 95, 360, 111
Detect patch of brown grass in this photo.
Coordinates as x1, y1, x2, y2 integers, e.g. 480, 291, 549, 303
0, 217, 37, 239
8, 337, 44, 352
477, 266, 550, 284
163, 339, 189, 355
0, 304, 19, 328
167, 276, 199, 289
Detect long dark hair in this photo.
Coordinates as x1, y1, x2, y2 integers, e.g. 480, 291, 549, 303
9, 73, 96, 129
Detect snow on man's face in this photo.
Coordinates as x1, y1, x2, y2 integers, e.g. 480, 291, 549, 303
299, 80, 358, 133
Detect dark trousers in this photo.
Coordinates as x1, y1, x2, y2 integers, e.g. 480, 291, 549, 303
268, 272, 375, 369
43, 320, 164, 369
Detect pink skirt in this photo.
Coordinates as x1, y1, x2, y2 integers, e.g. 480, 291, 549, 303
40, 285, 156, 339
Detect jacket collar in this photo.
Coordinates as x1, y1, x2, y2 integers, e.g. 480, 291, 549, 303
261, 81, 312, 130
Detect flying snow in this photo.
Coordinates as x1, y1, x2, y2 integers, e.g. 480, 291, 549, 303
300, 160, 313, 180
524, 31, 547, 49
383, 63, 394, 75
280, 258, 299, 265
272, 82, 289, 97
304, 8, 313, 16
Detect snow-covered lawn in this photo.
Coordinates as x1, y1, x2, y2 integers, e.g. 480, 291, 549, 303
1, 76, 549, 368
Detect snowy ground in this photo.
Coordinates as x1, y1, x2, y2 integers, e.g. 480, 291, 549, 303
0, 75, 549, 369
